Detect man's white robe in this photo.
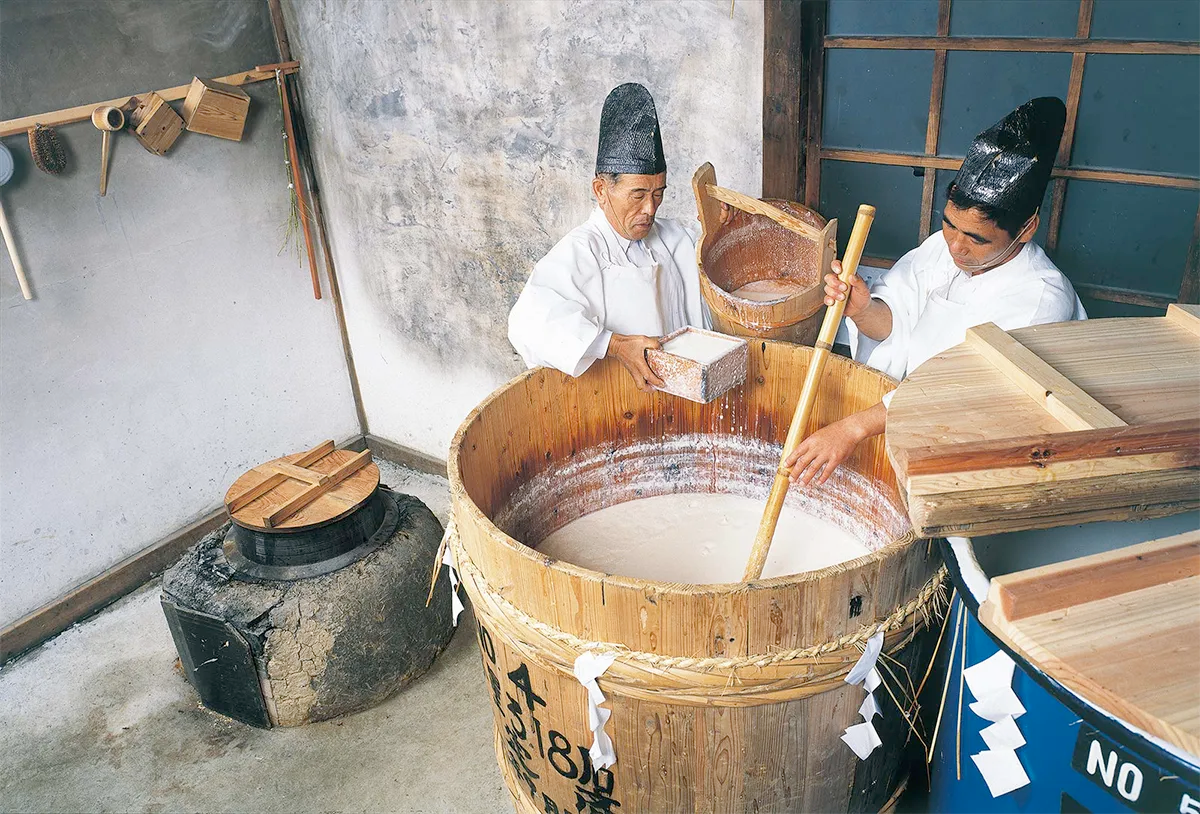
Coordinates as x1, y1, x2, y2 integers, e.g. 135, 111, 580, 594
508, 208, 708, 376
850, 232, 1087, 387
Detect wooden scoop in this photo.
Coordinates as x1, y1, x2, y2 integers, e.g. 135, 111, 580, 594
91, 105, 124, 196
743, 203, 876, 581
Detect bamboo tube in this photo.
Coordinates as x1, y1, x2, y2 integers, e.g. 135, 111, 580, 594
743, 203, 876, 581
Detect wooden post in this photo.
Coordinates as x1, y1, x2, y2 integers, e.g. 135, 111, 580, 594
763, 0, 805, 200
744, 203, 876, 581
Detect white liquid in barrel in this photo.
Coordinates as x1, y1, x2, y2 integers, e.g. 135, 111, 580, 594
537, 492, 870, 582
661, 331, 739, 364
730, 279, 807, 303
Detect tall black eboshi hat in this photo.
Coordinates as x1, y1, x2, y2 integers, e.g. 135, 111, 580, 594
952, 97, 1067, 215
595, 83, 666, 176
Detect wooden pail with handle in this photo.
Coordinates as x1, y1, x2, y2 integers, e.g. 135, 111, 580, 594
446, 342, 946, 813
693, 163, 838, 347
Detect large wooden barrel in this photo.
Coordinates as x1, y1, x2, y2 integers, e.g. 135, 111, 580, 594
699, 199, 831, 346
448, 341, 944, 813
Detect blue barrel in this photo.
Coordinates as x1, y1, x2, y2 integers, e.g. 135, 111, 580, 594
929, 513, 1200, 813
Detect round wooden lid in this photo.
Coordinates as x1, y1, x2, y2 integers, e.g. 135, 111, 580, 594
224, 441, 380, 531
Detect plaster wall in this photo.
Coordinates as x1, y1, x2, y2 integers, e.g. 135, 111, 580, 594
285, 0, 765, 459
0, 0, 359, 627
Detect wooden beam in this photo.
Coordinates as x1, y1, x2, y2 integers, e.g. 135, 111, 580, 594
1054, 166, 1199, 190
820, 148, 1200, 190
903, 418, 1200, 477
823, 36, 1199, 55
989, 530, 1200, 623
264, 461, 328, 485
1166, 303, 1200, 337
762, 0, 805, 201
0, 506, 227, 664
0, 66, 290, 137
919, 0, 952, 243
1181, 207, 1200, 305
706, 183, 825, 240
1072, 282, 1174, 309
364, 434, 448, 478
965, 322, 1127, 431
801, 0, 827, 210
1047, 0, 1094, 253
263, 449, 372, 528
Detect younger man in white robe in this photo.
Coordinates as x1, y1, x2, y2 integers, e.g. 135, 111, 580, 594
508, 84, 708, 392
787, 97, 1086, 486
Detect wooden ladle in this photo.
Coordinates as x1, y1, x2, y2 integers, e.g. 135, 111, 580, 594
91, 105, 124, 196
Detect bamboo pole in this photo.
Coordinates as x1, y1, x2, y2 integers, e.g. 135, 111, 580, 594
275, 68, 321, 300
743, 203, 876, 581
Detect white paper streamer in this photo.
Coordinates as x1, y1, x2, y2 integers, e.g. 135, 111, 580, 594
842, 631, 885, 760
971, 749, 1031, 797
980, 716, 1026, 751
841, 721, 883, 760
964, 651, 1017, 704
441, 541, 464, 626
965, 650, 1031, 796
970, 687, 1026, 723
573, 652, 618, 769
845, 631, 884, 686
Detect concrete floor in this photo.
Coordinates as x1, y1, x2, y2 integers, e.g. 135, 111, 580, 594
0, 462, 511, 814
0, 460, 941, 814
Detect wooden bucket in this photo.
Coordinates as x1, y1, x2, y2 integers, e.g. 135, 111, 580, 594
447, 341, 944, 813
693, 164, 837, 347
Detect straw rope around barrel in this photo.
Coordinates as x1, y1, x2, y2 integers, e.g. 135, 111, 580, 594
446, 515, 948, 707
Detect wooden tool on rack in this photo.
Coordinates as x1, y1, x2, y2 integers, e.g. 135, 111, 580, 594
743, 203, 876, 581
91, 106, 124, 196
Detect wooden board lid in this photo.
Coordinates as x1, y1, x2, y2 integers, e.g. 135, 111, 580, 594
979, 530, 1200, 758
224, 440, 379, 531
886, 305, 1200, 537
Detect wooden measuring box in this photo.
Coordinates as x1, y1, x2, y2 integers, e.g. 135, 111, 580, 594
127, 92, 184, 156
182, 77, 251, 141
646, 326, 748, 404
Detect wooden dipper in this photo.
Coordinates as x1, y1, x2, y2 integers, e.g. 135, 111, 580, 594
91, 105, 124, 196
743, 203, 876, 581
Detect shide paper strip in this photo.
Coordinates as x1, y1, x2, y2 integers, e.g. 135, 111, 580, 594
971, 748, 1031, 798
842, 631, 885, 760
574, 651, 618, 769
964, 650, 1030, 796
441, 543, 464, 626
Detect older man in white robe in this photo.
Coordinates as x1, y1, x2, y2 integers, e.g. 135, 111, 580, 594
787, 97, 1086, 486
508, 83, 708, 392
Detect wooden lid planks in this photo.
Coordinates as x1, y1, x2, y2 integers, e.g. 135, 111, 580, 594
979, 529, 1200, 757
886, 304, 1200, 537
224, 440, 378, 531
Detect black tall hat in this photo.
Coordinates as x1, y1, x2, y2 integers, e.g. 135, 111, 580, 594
595, 83, 666, 176
952, 97, 1067, 215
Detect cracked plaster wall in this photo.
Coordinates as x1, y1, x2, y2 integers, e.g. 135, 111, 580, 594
285, 0, 765, 458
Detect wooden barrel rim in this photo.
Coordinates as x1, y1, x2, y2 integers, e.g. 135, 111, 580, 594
448, 363, 909, 595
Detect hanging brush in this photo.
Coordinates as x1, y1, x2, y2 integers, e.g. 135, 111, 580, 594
28, 123, 68, 175
0, 142, 33, 299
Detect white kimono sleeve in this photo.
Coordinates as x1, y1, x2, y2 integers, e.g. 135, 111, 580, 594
848, 246, 927, 382
508, 234, 609, 377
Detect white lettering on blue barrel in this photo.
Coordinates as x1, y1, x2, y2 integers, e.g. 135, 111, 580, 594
1087, 740, 1118, 788
1118, 762, 1144, 802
